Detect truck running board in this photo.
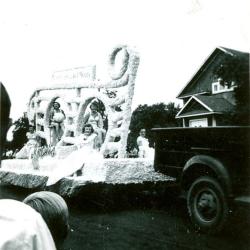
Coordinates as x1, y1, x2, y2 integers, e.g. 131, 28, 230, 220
234, 196, 250, 206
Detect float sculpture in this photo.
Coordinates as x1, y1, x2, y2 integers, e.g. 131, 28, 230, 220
28, 45, 139, 158
0, 45, 173, 195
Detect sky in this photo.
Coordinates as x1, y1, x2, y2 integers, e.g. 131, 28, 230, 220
0, 0, 249, 120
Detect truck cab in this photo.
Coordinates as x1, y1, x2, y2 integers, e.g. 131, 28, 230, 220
152, 126, 250, 233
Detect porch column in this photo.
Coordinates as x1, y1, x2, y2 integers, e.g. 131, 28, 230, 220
212, 115, 216, 127
182, 118, 185, 127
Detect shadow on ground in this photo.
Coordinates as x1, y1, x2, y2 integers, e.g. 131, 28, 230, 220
1, 183, 250, 250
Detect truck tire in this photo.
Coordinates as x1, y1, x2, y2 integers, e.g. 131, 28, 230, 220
187, 176, 229, 234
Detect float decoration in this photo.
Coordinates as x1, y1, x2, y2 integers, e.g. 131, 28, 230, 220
0, 45, 175, 195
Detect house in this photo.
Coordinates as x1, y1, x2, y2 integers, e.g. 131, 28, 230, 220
176, 47, 249, 127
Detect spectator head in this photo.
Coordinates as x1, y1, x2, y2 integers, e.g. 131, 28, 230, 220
23, 191, 69, 248
0, 83, 11, 163
0, 199, 56, 249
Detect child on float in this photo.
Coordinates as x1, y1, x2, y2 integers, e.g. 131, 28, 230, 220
136, 128, 154, 159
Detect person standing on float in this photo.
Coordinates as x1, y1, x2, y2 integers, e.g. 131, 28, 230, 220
136, 128, 154, 159
83, 102, 106, 149
49, 102, 66, 146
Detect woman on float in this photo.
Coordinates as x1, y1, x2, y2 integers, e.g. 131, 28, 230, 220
49, 101, 66, 146
47, 124, 102, 186
83, 102, 106, 149
16, 125, 39, 159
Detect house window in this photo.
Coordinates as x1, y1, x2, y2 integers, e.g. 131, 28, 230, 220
212, 81, 236, 94
189, 118, 208, 127
213, 84, 218, 92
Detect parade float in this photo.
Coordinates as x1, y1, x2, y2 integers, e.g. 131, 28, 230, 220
0, 45, 173, 197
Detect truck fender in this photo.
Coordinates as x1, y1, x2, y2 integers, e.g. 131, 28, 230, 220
181, 155, 232, 196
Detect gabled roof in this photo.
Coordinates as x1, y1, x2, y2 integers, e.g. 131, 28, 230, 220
177, 47, 249, 99
196, 95, 234, 113
176, 95, 234, 118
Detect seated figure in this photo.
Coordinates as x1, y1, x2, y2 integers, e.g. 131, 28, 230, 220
23, 191, 69, 249
47, 124, 102, 185
16, 125, 39, 159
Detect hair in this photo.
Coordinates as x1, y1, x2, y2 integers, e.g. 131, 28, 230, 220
28, 125, 35, 130
90, 102, 98, 110
53, 101, 61, 108
23, 191, 69, 247
0, 83, 11, 159
82, 123, 94, 133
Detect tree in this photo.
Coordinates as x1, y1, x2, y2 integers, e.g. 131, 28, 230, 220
213, 55, 250, 125
127, 102, 180, 152
7, 113, 29, 151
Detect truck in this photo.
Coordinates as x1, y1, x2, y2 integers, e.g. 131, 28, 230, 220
152, 126, 250, 233
1, 45, 249, 234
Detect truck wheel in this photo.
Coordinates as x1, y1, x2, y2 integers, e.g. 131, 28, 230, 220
187, 176, 229, 234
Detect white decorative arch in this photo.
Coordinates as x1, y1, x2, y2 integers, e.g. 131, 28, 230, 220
75, 93, 111, 137
27, 45, 140, 158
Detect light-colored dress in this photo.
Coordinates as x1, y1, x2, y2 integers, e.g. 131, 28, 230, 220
46, 133, 102, 186
49, 109, 65, 146
88, 113, 101, 128
86, 112, 106, 149
137, 136, 154, 159
16, 132, 39, 159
